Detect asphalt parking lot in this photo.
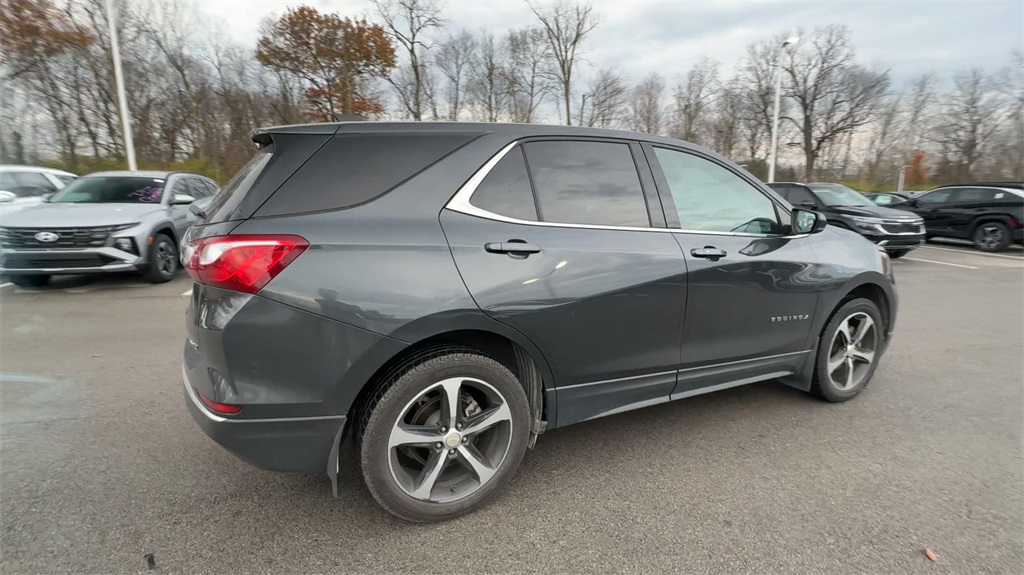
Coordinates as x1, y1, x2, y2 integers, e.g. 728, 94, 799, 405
1, 242, 1021, 575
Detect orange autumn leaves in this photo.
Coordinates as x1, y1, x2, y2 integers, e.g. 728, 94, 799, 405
256, 6, 396, 121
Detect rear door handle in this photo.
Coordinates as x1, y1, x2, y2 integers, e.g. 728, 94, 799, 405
690, 246, 727, 260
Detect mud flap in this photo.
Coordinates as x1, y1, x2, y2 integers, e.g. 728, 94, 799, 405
513, 345, 547, 449
779, 341, 818, 392
326, 421, 347, 498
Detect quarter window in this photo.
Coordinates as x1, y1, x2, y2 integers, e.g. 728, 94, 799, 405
523, 141, 650, 228
653, 147, 781, 234
470, 146, 538, 221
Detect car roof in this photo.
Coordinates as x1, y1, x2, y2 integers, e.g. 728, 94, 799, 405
933, 182, 1024, 190
0, 165, 77, 176
84, 170, 175, 179
252, 121, 714, 153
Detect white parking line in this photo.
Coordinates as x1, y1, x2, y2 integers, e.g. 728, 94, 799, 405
920, 245, 1024, 260
904, 257, 978, 269
182, 289, 192, 297
0, 282, 12, 289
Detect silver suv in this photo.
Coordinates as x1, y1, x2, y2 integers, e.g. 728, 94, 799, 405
0, 170, 219, 287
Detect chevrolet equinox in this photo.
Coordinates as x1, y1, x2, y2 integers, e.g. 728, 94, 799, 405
182, 122, 898, 522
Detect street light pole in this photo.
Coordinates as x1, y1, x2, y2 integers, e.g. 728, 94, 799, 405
106, 0, 136, 171
767, 36, 799, 183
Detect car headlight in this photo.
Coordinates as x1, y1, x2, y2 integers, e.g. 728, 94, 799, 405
849, 216, 886, 234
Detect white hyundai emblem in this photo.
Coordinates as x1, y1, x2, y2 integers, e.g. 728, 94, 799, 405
34, 232, 59, 243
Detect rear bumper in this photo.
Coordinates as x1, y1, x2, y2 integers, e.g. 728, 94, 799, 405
184, 367, 345, 473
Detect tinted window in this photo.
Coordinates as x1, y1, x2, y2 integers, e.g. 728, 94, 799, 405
917, 188, 955, 205
200, 180, 219, 196
872, 194, 899, 205
772, 184, 817, 206
952, 187, 1005, 203
524, 141, 649, 227
49, 177, 167, 204
256, 132, 479, 217
185, 178, 209, 198
653, 147, 781, 234
470, 147, 537, 221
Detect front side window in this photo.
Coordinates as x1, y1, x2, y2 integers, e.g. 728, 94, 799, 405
524, 141, 650, 228
0, 171, 57, 197
470, 146, 538, 221
653, 147, 781, 234
49, 177, 167, 204
773, 184, 818, 206
806, 183, 874, 207
916, 188, 954, 205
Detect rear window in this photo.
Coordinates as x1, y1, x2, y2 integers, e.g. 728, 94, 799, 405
203, 150, 273, 220
254, 132, 479, 217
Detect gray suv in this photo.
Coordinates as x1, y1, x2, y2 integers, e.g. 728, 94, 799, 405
0, 170, 219, 287
182, 122, 898, 522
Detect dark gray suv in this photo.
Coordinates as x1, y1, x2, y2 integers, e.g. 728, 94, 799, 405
182, 122, 898, 522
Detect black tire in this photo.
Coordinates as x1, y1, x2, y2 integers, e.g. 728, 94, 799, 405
972, 221, 1011, 252
8, 275, 50, 288
144, 233, 178, 283
886, 249, 910, 259
811, 298, 884, 403
359, 348, 530, 522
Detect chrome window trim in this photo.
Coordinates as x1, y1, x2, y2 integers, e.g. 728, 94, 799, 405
445, 140, 804, 239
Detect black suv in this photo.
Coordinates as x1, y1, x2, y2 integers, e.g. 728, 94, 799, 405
182, 122, 898, 522
892, 183, 1024, 252
767, 182, 925, 258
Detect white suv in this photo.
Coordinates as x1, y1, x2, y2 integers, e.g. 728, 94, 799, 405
0, 165, 78, 217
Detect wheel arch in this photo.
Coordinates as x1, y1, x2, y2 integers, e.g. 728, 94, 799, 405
151, 223, 178, 248
969, 214, 1014, 234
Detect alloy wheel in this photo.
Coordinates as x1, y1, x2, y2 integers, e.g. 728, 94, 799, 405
387, 377, 513, 503
975, 225, 1004, 250
827, 312, 877, 391
156, 242, 177, 276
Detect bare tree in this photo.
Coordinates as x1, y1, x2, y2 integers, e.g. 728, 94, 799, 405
581, 68, 627, 128
434, 29, 475, 120
708, 79, 743, 158
373, 0, 443, 121
627, 72, 665, 135
735, 36, 783, 164
466, 30, 509, 122
901, 73, 934, 154
504, 27, 550, 123
526, 0, 598, 125
863, 94, 903, 185
670, 57, 720, 143
931, 68, 1005, 181
782, 25, 890, 180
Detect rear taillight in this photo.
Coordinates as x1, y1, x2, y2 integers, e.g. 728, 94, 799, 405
196, 389, 243, 415
182, 234, 308, 294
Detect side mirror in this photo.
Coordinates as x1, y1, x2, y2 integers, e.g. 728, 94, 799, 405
172, 193, 196, 205
0, 190, 14, 203
792, 208, 827, 235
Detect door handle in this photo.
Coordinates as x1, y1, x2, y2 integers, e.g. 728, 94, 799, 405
485, 241, 541, 255
690, 246, 727, 260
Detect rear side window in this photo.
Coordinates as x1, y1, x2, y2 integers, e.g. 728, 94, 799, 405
772, 184, 817, 206
523, 141, 650, 227
953, 187, 1005, 203
256, 132, 479, 217
470, 147, 537, 221
916, 189, 954, 204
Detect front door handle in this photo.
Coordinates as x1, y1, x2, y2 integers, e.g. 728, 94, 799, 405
485, 241, 542, 255
690, 246, 727, 260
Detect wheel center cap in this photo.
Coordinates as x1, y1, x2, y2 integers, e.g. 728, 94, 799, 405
444, 432, 462, 448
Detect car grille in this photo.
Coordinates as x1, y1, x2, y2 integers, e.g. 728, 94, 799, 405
0, 253, 116, 269
881, 222, 924, 234
0, 224, 135, 249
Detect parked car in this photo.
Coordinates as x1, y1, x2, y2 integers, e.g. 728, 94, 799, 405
0, 165, 77, 217
864, 191, 921, 206
892, 183, 1024, 251
766, 182, 925, 258
0, 170, 219, 287
182, 122, 898, 522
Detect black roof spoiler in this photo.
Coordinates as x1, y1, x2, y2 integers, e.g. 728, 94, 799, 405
250, 119, 366, 147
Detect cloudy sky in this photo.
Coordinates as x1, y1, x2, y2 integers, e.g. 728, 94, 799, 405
194, 0, 1022, 90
